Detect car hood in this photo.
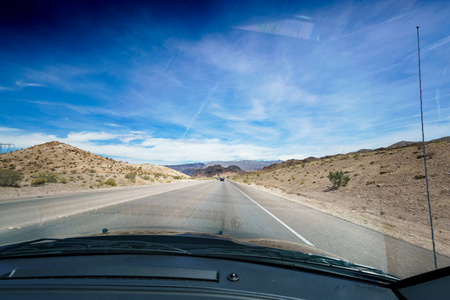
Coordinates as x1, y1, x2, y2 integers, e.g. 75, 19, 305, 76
83, 228, 343, 259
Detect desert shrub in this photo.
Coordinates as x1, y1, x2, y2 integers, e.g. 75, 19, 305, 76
141, 175, 150, 180
327, 171, 350, 189
172, 175, 182, 180
37, 172, 58, 183
60, 177, 68, 184
414, 175, 426, 180
125, 172, 136, 180
0, 169, 24, 187
154, 173, 163, 178
89, 169, 96, 173
31, 177, 46, 186
104, 179, 117, 186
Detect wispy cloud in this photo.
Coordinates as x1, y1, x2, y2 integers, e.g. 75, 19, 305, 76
0, 86, 15, 91
104, 123, 123, 128
210, 99, 268, 122
0, 127, 280, 164
0, 127, 21, 132
21, 65, 116, 101
16, 81, 45, 87
2, 1, 450, 164
21, 100, 123, 117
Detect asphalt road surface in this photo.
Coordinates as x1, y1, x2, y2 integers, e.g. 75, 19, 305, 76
0, 180, 448, 278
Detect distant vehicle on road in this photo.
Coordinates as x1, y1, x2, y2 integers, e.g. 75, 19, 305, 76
220, 177, 225, 181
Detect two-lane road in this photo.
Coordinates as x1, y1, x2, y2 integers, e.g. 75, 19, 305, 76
0, 180, 448, 278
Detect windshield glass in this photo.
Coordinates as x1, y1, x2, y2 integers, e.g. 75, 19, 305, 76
0, 0, 449, 280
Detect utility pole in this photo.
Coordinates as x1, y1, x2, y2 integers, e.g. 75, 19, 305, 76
0, 143, 15, 154
416, 25, 437, 270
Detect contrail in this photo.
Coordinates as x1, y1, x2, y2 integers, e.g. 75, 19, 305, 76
182, 84, 217, 138
329, 12, 413, 41
405, 35, 450, 60
434, 61, 449, 125
422, 35, 450, 56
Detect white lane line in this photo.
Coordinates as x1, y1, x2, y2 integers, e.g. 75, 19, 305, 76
231, 184, 315, 247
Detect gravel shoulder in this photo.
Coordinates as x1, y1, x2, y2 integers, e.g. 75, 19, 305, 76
0, 180, 196, 202
231, 142, 450, 257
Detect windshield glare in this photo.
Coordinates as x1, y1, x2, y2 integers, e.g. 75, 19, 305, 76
0, 0, 449, 280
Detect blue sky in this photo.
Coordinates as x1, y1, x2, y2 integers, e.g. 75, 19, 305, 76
1, 0, 449, 164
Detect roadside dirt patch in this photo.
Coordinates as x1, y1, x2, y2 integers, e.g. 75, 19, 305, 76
232, 141, 450, 256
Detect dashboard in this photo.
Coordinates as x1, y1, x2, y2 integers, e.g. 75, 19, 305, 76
0, 253, 412, 299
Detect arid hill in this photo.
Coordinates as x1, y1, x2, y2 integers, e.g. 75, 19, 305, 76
0, 141, 189, 199
231, 139, 450, 256
191, 164, 246, 178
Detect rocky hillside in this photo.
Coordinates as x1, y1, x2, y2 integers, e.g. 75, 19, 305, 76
191, 164, 246, 178
387, 136, 450, 149
0, 141, 190, 193
231, 139, 450, 255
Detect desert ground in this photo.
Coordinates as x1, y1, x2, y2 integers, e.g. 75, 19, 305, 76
231, 141, 450, 256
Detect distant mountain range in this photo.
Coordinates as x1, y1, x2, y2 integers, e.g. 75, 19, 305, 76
165, 160, 282, 175
204, 160, 283, 170
191, 165, 246, 178
163, 163, 206, 176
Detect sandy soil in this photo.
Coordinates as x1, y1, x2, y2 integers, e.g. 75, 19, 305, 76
232, 142, 450, 256
0, 180, 198, 201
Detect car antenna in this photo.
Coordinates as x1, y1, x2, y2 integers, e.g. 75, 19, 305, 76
416, 25, 437, 270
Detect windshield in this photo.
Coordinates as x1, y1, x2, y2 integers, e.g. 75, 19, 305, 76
0, 0, 449, 280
